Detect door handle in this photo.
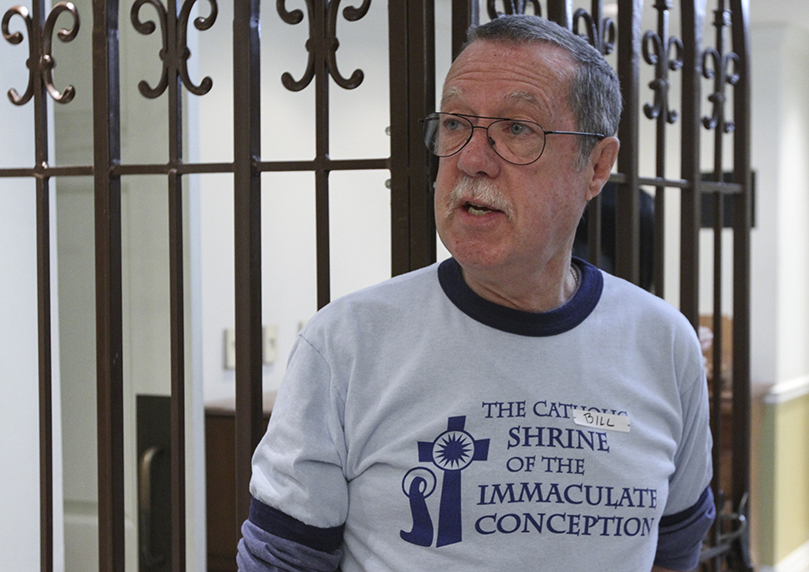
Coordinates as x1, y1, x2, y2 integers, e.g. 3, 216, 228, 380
138, 445, 165, 569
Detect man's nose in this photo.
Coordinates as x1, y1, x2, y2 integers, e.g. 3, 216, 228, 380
456, 125, 501, 177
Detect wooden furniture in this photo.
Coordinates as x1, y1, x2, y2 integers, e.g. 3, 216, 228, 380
699, 315, 735, 503
205, 393, 275, 572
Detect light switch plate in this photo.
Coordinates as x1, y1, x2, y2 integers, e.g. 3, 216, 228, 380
263, 325, 278, 365
224, 328, 236, 370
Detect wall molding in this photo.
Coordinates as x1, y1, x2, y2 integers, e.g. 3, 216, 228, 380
764, 374, 809, 405
759, 538, 809, 572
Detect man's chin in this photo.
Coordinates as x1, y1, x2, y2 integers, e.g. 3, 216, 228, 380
444, 240, 510, 271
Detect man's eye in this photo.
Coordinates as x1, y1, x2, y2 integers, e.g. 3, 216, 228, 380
444, 118, 464, 131
507, 121, 534, 136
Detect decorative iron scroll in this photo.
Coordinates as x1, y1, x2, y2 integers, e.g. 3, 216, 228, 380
642, 0, 684, 123
1, 2, 80, 105
702, 8, 739, 133
130, 0, 218, 99
699, 491, 753, 568
277, 0, 371, 92
572, 4, 615, 55
486, 0, 542, 19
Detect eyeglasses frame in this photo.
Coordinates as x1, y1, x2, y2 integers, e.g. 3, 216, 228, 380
420, 112, 607, 166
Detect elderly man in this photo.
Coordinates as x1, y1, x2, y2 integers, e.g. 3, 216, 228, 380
238, 14, 714, 572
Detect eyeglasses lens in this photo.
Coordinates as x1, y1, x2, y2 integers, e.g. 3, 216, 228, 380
423, 114, 546, 165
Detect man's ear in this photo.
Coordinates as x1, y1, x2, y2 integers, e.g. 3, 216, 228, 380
585, 136, 620, 201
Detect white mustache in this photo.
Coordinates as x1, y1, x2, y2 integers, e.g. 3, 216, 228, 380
448, 177, 513, 219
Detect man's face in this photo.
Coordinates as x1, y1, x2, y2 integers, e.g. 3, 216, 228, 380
434, 40, 604, 281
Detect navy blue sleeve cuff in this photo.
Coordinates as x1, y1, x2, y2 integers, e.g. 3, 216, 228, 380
655, 487, 716, 570
249, 496, 345, 554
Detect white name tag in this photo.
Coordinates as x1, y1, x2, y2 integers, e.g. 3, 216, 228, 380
572, 410, 631, 433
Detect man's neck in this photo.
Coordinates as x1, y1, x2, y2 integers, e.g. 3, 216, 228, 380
460, 259, 579, 313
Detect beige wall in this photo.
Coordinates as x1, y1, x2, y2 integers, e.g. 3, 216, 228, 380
755, 388, 809, 567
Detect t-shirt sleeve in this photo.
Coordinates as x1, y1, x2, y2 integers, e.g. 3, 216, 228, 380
656, 358, 715, 570
237, 498, 344, 572
655, 486, 715, 570
248, 333, 350, 535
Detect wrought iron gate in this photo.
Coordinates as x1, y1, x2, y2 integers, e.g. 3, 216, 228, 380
0, 0, 752, 570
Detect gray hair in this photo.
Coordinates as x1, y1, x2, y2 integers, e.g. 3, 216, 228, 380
466, 15, 622, 166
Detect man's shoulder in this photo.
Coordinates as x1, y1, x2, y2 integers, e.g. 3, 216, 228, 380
303, 262, 442, 332
332, 262, 440, 307
598, 270, 696, 336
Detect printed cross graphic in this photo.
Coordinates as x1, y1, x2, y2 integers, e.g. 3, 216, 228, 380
402, 416, 489, 547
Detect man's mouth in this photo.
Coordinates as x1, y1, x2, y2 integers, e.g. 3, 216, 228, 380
447, 177, 513, 220
464, 201, 500, 216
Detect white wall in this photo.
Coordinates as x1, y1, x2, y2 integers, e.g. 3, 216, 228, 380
749, 22, 809, 386
0, 148, 51, 572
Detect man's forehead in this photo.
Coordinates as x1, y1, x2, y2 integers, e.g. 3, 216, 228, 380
441, 86, 545, 112
440, 40, 571, 115
450, 38, 574, 76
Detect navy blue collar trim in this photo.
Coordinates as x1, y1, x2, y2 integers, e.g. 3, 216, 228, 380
438, 257, 603, 337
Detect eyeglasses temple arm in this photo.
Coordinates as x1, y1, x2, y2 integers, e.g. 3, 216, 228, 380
544, 130, 607, 139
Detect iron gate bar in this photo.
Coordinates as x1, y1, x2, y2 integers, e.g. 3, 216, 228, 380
2, 1, 84, 569
730, 0, 752, 567
616, 0, 643, 286
711, 190, 724, 571
256, 158, 390, 172
38, 168, 54, 572
104, 158, 392, 176
292, 0, 378, 308
164, 0, 187, 567
581, 0, 608, 275
702, 181, 743, 193
571, 1, 617, 273
452, 0, 477, 57
387, 0, 409, 276
573, 2, 617, 55
92, 0, 125, 570
701, 5, 749, 565
113, 162, 233, 175
30, 1, 54, 569
645, 0, 683, 300
232, 0, 264, 540
706, 6, 730, 554
545, 0, 570, 29
706, 8, 738, 533
679, 0, 704, 329
404, 0, 436, 272
637, 177, 687, 188
273, 0, 374, 307
678, 0, 711, 560
0, 165, 94, 177
389, 0, 436, 277
109, 158, 394, 176
312, 0, 331, 309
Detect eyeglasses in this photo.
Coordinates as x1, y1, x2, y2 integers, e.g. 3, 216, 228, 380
421, 112, 606, 166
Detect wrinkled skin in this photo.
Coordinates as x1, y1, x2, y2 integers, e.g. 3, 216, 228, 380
434, 39, 619, 313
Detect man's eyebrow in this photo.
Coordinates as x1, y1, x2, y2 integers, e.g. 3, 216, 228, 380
440, 86, 465, 109
503, 90, 543, 110
504, 90, 556, 123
